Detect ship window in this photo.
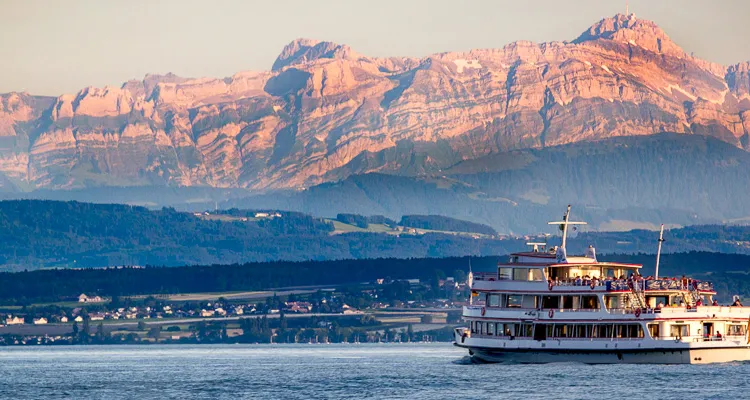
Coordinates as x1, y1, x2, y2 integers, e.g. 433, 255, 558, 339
521, 295, 537, 309
562, 296, 574, 309
728, 325, 746, 336
488, 294, 500, 307
581, 295, 599, 309
541, 296, 559, 309
670, 324, 689, 338
615, 325, 624, 338
487, 322, 495, 336
553, 324, 567, 338
629, 325, 644, 338
648, 324, 659, 339
503, 324, 516, 336
498, 268, 512, 280
529, 269, 544, 281
507, 295, 523, 308
478, 322, 483, 335
576, 325, 586, 338
604, 295, 620, 310
512, 268, 529, 281
515, 324, 532, 337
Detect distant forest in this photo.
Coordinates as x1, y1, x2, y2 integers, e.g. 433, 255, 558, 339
2, 200, 750, 271
1, 252, 750, 305
0, 200, 517, 270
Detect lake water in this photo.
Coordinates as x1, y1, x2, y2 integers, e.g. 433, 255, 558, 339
0, 343, 747, 399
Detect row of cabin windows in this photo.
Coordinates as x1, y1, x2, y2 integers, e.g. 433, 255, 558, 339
486, 294, 599, 310
470, 321, 644, 339
470, 321, 532, 337
498, 268, 545, 281
649, 324, 746, 339
498, 266, 637, 281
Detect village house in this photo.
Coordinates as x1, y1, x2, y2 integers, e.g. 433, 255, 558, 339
33, 317, 48, 325
59, 316, 68, 323
74, 316, 84, 322
78, 294, 105, 303
5, 316, 23, 325
88, 313, 105, 321
286, 301, 312, 313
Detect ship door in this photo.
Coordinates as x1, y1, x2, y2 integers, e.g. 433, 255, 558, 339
533, 324, 547, 341
703, 323, 714, 339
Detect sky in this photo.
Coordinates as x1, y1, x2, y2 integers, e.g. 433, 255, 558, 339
2, 0, 749, 95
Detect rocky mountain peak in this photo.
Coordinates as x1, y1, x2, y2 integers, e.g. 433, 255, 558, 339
574, 13, 684, 57
272, 38, 360, 71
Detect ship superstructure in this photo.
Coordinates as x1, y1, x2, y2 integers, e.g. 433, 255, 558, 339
454, 206, 750, 364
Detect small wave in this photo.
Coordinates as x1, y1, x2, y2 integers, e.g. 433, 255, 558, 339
452, 356, 475, 365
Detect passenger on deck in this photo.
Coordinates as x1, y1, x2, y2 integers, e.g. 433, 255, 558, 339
733, 299, 743, 307
656, 302, 664, 309
712, 299, 719, 306
695, 298, 703, 307
716, 331, 723, 339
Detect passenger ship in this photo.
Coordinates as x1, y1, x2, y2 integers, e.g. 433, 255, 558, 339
453, 206, 750, 364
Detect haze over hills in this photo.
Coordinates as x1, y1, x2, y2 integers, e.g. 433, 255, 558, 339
2, 13, 750, 232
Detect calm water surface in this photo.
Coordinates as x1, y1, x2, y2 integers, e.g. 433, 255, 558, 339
0, 343, 747, 399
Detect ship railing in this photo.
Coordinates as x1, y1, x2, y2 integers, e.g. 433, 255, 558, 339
692, 336, 727, 342
473, 272, 499, 281
642, 279, 714, 292
550, 280, 606, 288
598, 279, 715, 292
607, 305, 750, 315
607, 307, 658, 315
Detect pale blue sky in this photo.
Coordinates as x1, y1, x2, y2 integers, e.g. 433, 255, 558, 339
2, 0, 748, 95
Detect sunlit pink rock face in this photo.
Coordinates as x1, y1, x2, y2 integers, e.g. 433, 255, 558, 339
1, 14, 749, 191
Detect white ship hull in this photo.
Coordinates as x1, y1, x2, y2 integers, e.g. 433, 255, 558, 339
453, 330, 750, 364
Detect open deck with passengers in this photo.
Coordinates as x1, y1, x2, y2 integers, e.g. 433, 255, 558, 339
453, 205, 750, 364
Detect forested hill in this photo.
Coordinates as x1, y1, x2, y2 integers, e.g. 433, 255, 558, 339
0, 200, 518, 271
3, 199, 750, 271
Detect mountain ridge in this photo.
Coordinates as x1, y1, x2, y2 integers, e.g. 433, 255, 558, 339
1, 13, 749, 193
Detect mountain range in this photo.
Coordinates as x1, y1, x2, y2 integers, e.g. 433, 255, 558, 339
2, 13, 750, 232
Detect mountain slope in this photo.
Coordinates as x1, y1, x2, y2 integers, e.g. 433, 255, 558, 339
1, 14, 749, 192
228, 134, 750, 233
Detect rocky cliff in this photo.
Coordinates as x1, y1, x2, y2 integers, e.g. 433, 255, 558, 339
2, 14, 749, 191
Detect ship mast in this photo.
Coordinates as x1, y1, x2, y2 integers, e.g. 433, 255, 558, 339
547, 205, 587, 250
654, 224, 665, 279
